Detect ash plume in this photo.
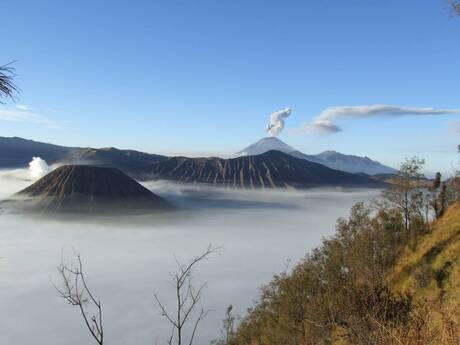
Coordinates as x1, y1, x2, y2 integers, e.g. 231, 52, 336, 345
266, 107, 292, 136
28, 157, 52, 179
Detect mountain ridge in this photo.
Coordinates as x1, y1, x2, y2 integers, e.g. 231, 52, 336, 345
141, 150, 385, 189
0, 136, 168, 170
0, 136, 396, 177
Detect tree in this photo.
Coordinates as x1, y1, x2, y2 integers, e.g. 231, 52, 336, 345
430, 173, 449, 219
382, 157, 426, 233
212, 305, 237, 345
229, 202, 411, 345
222, 305, 236, 345
0, 61, 19, 102
154, 246, 219, 345
56, 247, 219, 345
55, 253, 104, 345
450, 0, 460, 15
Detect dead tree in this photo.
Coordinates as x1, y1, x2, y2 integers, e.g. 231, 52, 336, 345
154, 245, 219, 345
55, 253, 104, 345
0, 61, 19, 102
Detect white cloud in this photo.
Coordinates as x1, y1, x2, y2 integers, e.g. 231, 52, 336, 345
300, 105, 460, 134
0, 104, 59, 128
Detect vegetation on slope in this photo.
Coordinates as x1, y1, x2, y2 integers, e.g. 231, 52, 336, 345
391, 202, 460, 305
214, 159, 460, 345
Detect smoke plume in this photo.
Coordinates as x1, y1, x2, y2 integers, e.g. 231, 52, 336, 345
28, 157, 52, 179
266, 107, 292, 136
301, 105, 460, 134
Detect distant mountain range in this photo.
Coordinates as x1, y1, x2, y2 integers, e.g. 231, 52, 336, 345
141, 150, 385, 189
0, 136, 394, 190
238, 137, 396, 175
0, 136, 71, 168
0, 136, 167, 170
65, 147, 167, 170
1, 136, 395, 176
4, 165, 169, 214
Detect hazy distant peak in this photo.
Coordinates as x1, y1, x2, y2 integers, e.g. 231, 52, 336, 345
237, 137, 396, 175
237, 137, 296, 156
317, 150, 338, 157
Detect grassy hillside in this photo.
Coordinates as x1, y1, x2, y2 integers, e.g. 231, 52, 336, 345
218, 198, 460, 345
390, 203, 460, 305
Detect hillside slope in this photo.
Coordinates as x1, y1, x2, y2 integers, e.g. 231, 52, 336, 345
219, 200, 460, 345
390, 203, 460, 304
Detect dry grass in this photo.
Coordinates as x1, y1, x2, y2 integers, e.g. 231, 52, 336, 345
377, 306, 460, 345
389, 203, 460, 305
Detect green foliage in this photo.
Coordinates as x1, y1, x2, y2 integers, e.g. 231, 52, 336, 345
430, 172, 450, 219
227, 203, 412, 345
382, 157, 426, 233
222, 157, 460, 345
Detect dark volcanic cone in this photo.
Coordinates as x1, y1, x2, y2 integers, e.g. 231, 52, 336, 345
7, 165, 169, 214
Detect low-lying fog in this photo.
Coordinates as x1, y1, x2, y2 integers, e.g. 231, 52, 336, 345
0, 169, 380, 345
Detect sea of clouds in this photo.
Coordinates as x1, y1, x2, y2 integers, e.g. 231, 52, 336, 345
0, 166, 380, 345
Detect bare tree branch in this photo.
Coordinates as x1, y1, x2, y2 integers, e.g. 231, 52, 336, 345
154, 245, 220, 345
55, 253, 104, 345
189, 309, 209, 345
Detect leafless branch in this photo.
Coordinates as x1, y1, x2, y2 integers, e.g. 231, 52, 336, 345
189, 309, 209, 345
154, 245, 220, 345
55, 253, 104, 345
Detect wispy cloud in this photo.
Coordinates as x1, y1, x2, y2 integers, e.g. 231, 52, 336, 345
0, 104, 60, 128
300, 105, 460, 134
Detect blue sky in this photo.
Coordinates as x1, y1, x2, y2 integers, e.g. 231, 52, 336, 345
1, 0, 460, 174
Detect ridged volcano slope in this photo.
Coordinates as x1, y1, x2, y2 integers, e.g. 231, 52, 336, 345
13, 165, 169, 213
143, 150, 385, 189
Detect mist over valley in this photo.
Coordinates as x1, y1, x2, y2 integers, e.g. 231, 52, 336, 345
0, 167, 379, 345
